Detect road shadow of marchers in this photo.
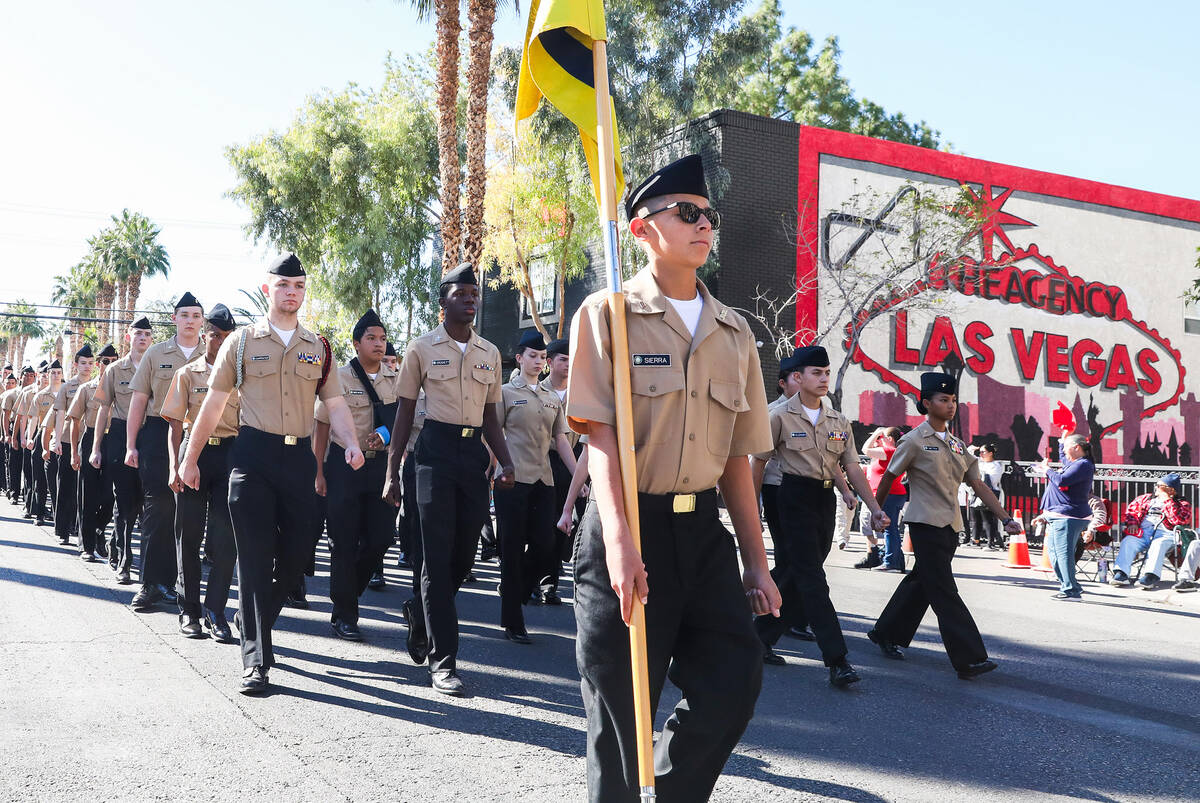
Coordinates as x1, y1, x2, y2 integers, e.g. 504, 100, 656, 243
723, 754, 889, 802
270, 647, 585, 758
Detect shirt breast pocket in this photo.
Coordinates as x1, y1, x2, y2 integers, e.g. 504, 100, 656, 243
294, 363, 323, 384
469, 366, 496, 405
243, 360, 278, 398
784, 434, 815, 453
631, 370, 684, 446
153, 367, 177, 388
707, 378, 747, 455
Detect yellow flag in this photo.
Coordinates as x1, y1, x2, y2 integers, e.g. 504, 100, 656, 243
515, 0, 624, 203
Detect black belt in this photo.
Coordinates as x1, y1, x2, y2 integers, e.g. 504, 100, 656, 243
636, 487, 718, 516
237, 426, 310, 447
205, 435, 236, 446
423, 419, 481, 439
782, 473, 834, 490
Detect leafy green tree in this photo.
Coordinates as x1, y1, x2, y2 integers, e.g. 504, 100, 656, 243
226, 56, 441, 344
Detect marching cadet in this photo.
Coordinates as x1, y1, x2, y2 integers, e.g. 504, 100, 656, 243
866, 372, 1019, 679
23, 362, 58, 526
52, 346, 95, 550
17, 362, 47, 519
68, 344, 118, 562
160, 304, 240, 641
314, 309, 399, 641
383, 262, 516, 697
5, 369, 35, 503
178, 254, 363, 695
126, 293, 205, 611
566, 154, 781, 800
32, 360, 64, 532
494, 330, 577, 643
750, 345, 887, 687
0, 372, 17, 499
91, 319, 154, 586
539, 337, 583, 605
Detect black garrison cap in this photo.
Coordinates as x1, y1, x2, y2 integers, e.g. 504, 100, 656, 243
385, 342, 397, 357
546, 338, 569, 358
131, 316, 152, 331
48, 360, 62, 370
267, 253, 305, 276
352, 309, 386, 341
98, 344, 119, 358
174, 291, 202, 310
439, 262, 478, 287
517, 330, 546, 352
625, 154, 709, 222
205, 304, 236, 332
75, 344, 93, 359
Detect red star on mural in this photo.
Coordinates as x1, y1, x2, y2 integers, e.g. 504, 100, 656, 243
964, 183, 1036, 261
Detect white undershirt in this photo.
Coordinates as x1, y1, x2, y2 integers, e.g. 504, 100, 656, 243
555, 388, 566, 402
666, 294, 704, 338
456, 340, 468, 353
802, 405, 821, 426
934, 429, 948, 441
367, 372, 378, 381
270, 323, 296, 347
178, 342, 197, 359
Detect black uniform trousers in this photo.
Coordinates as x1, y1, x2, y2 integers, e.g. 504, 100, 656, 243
55, 450, 78, 544
8, 441, 23, 500
105, 419, 142, 575
227, 427, 317, 670
575, 489, 762, 802
29, 443, 49, 521
399, 449, 420, 558
411, 420, 489, 674
761, 482, 786, 572
494, 479, 555, 631
46, 450, 59, 520
971, 507, 1002, 549
755, 474, 847, 665
22, 445, 36, 516
175, 435, 237, 618
545, 447, 585, 591
325, 445, 394, 625
873, 522, 988, 670
137, 416, 177, 587
78, 430, 113, 556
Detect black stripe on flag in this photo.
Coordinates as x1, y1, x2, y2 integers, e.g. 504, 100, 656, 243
538, 28, 594, 89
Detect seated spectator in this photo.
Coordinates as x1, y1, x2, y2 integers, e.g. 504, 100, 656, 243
1110, 473, 1192, 589
1173, 539, 1198, 592
1073, 493, 1111, 563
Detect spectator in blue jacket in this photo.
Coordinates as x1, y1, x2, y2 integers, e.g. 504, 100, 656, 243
1036, 432, 1095, 600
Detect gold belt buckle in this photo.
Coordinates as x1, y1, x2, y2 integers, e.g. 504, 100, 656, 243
364, 450, 377, 459
207, 437, 221, 446
283, 435, 298, 446
672, 493, 696, 514
823, 479, 832, 489
461, 427, 475, 438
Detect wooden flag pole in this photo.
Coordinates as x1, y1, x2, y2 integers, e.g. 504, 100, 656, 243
592, 39, 656, 802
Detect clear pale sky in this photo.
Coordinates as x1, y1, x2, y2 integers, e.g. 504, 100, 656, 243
2, 0, 1197, 352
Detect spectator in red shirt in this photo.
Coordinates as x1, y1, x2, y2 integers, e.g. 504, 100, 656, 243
1110, 473, 1192, 589
857, 427, 907, 572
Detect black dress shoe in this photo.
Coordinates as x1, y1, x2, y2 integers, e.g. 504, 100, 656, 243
331, 618, 364, 641
36, 518, 46, 527
131, 584, 164, 610
284, 589, 309, 609
957, 659, 998, 680
79, 551, 96, 562
240, 665, 269, 695
367, 571, 386, 590
22, 512, 33, 519
179, 615, 206, 639
430, 670, 466, 696
401, 599, 429, 665
158, 584, 178, 604
463, 571, 477, 583
95, 543, 108, 558
867, 629, 904, 659
116, 570, 132, 585
829, 659, 861, 688
479, 548, 498, 562
762, 647, 786, 666
202, 607, 233, 642
540, 589, 563, 606
504, 627, 532, 645
787, 626, 817, 641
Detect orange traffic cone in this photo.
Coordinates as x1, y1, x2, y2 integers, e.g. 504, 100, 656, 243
1036, 544, 1055, 573
902, 528, 914, 554
1004, 513, 1031, 569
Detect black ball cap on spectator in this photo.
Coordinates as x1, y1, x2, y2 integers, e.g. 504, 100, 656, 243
205, 304, 236, 332
1159, 472, 1183, 495
268, 253, 305, 276
625, 154, 709, 222
517, 330, 546, 352
385, 342, 397, 357
353, 308, 386, 341
131, 316, 152, 331
439, 262, 478, 287
48, 360, 62, 370
99, 344, 119, 358
174, 291, 201, 310
546, 338, 568, 358
75, 344, 93, 359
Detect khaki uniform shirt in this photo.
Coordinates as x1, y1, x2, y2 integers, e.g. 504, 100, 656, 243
160, 360, 242, 439
209, 321, 343, 438
762, 395, 788, 486
567, 269, 771, 495
54, 377, 85, 416
500, 375, 567, 486
67, 378, 102, 435
31, 386, 58, 433
95, 355, 140, 421
130, 337, 204, 418
15, 385, 39, 417
405, 392, 427, 453
888, 421, 980, 531
756, 396, 857, 481
540, 376, 579, 449
315, 363, 400, 451
396, 324, 502, 428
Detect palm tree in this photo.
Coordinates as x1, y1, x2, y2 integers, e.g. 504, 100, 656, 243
86, 230, 119, 346
110, 209, 170, 323
51, 262, 99, 371
460, 0, 499, 267
3, 301, 45, 369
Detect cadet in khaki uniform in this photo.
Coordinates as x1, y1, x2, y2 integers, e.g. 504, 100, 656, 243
383, 262, 516, 697
29, 361, 63, 528
750, 346, 887, 687
91, 319, 153, 585
0, 373, 18, 500
179, 254, 362, 694
495, 330, 577, 643
314, 309, 400, 641
160, 304, 240, 640
567, 154, 781, 801
539, 337, 583, 604
126, 293, 206, 611
16, 363, 47, 519
52, 346, 95, 551
867, 372, 1019, 679
68, 345, 118, 561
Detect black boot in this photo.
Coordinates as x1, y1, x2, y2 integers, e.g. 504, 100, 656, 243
854, 546, 882, 570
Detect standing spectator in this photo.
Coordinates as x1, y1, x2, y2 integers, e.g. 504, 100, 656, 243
971, 444, 1005, 550
1172, 538, 1198, 591
1110, 473, 1193, 590
1035, 432, 1095, 600
857, 427, 906, 572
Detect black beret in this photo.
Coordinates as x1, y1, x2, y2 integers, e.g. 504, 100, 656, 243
174, 291, 202, 310
794, 345, 830, 369
205, 303, 236, 332
48, 360, 62, 370
440, 262, 478, 287
919, 372, 957, 398
385, 341, 397, 357
131, 316, 152, 331
98, 344, 119, 358
625, 154, 709, 222
75, 344, 94, 359
546, 338, 569, 358
267, 253, 305, 276
352, 308, 386, 341
517, 330, 546, 352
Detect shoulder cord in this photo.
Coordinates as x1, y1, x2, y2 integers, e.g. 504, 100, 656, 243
234, 327, 249, 390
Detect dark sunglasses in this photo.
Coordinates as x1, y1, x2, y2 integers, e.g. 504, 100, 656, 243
99, 358, 116, 365
639, 201, 721, 230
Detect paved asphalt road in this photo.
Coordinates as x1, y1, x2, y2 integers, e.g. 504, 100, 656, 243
1, 497, 1197, 802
